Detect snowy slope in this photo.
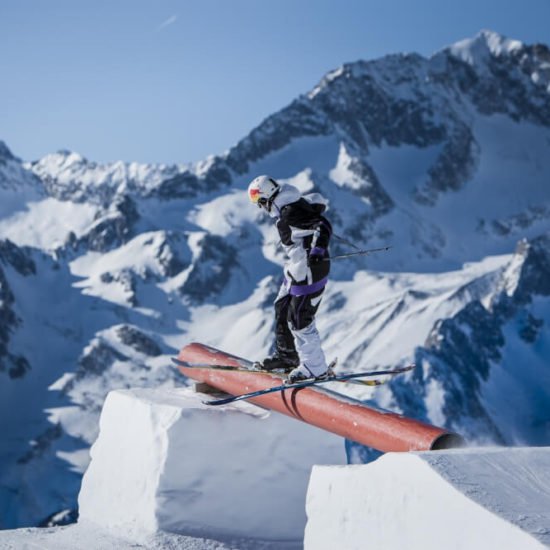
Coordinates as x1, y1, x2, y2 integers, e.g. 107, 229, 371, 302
0, 521, 239, 550
0, 29, 550, 529
306, 447, 550, 549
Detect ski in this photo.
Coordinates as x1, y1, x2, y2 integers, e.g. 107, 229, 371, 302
202, 364, 415, 406
172, 357, 405, 388
172, 357, 267, 373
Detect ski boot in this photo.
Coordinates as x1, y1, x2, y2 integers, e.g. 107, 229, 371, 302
254, 354, 298, 373
287, 363, 329, 384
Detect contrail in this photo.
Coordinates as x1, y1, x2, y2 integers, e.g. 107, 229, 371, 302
156, 15, 177, 32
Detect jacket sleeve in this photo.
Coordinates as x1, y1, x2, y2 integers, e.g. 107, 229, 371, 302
312, 217, 332, 251
276, 216, 309, 283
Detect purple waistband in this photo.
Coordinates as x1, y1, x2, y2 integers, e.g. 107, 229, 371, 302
290, 276, 328, 296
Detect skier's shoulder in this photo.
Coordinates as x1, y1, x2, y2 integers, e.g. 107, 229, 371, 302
282, 196, 328, 224
275, 184, 301, 208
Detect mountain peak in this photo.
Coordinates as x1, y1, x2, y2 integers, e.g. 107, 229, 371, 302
53, 149, 87, 165
0, 141, 17, 163
447, 29, 523, 66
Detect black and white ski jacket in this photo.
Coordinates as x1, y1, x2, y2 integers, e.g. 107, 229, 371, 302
269, 184, 332, 284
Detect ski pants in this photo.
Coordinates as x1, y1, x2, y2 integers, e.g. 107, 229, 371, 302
274, 260, 330, 370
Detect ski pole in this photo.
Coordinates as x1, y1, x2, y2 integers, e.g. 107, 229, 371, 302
324, 245, 392, 261
332, 233, 363, 252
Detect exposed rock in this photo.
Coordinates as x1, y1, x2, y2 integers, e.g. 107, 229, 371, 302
0, 265, 31, 379
518, 313, 544, 343
99, 269, 137, 306
155, 232, 189, 277
393, 234, 550, 443
116, 325, 162, 357
153, 171, 203, 199
345, 156, 394, 215
308, 55, 448, 151
226, 98, 333, 175
436, 31, 550, 126
0, 240, 37, 276
415, 123, 480, 205
29, 151, 192, 204
511, 234, 550, 302
17, 424, 63, 465
63, 340, 130, 393
179, 234, 238, 303
149, 160, 232, 199
76, 195, 139, 253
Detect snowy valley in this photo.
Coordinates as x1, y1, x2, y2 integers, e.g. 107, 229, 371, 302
0, 29, 550, 547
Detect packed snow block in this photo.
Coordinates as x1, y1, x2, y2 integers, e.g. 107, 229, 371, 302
78, 387, 344, 543
305, 447, 550, 550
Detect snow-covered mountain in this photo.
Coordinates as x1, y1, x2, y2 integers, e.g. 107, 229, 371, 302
1, 29, 549, 529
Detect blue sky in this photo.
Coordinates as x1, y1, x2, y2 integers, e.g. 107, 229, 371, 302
1, 0, 549, 165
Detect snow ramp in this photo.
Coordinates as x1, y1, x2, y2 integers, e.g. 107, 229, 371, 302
77, 386, 344, 546
306, 447, 550, 549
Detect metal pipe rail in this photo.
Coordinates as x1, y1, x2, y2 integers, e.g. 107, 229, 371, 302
177, 342, 464, 453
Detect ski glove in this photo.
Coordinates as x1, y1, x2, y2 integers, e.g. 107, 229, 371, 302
308, 246, 326, 265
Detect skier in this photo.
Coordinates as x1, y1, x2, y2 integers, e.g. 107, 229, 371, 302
247, 175, 332, 382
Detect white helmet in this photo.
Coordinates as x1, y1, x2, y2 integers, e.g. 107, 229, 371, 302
247, 175, 280, 211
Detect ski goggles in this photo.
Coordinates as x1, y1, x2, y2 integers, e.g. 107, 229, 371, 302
249, 188, 269, 209
248, 187, 261, 204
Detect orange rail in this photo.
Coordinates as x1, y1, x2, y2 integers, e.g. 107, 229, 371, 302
177, 342, 464, 452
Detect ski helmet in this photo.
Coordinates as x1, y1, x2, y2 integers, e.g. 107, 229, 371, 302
247, 175, 280, 212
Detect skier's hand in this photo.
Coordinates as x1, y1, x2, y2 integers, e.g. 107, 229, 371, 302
308, 246, 326, 266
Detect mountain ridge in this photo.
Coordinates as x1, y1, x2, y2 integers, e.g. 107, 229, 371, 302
0, 29, 549, 528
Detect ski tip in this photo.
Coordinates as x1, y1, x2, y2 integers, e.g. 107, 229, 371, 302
202, 399, 222, 406
202, 396, 235, 406
172, 357, 192, 368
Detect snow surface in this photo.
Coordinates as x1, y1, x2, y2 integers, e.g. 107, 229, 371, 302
29, 151, 189, 202
306, 447, 550, 549
449, 30, 523, 66
77, 386, 344, 545
367, 114, 550, 271
0, 520, 238, 550
0, 198, 98, 250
